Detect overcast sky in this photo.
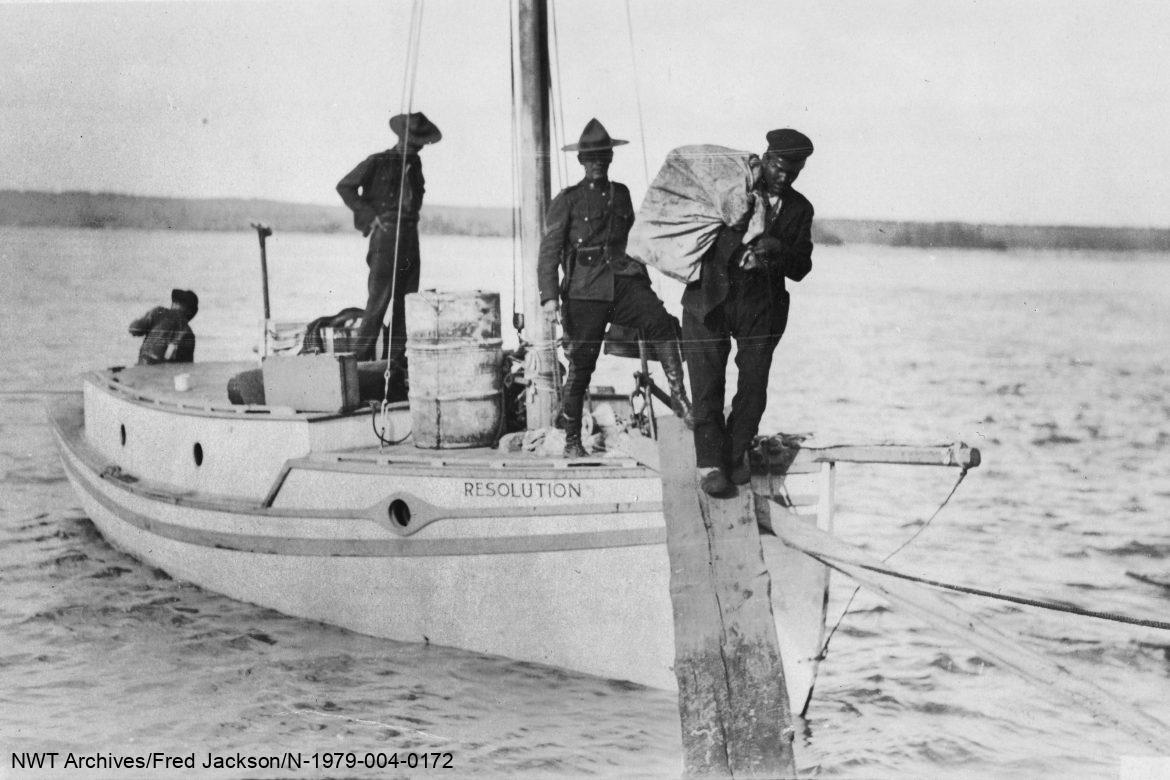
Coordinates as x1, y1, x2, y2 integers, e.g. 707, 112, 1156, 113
3, 0, 1169, 227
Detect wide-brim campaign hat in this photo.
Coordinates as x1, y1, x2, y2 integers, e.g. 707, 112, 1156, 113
765, 128, 814, 160
562, 118, 628, 152
389, 112, 442, 145
172, 288, 199, 320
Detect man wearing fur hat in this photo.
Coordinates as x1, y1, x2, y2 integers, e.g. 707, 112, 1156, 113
129, 288, 198, 365
538, 118, 692, 459
337, 112, 442, 369
682, 128, 815, 496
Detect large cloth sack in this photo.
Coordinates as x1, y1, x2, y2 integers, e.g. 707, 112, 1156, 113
626, 145, 767, 283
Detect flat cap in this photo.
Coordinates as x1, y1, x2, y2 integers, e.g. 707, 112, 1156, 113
765, 128, 814, 159
171, 288, 199, 320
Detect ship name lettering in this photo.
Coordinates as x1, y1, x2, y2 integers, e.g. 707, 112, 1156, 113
463, 480, 583, 499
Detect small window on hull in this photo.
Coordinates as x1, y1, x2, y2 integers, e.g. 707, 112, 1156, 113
388, 499, 411, 527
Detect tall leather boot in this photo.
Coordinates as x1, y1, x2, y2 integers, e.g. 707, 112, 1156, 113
562, 417, 588, 459
560, 361, 588, 459
656, 340, 694, 430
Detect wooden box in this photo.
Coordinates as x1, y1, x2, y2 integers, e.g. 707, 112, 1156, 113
262, 353, 360, 412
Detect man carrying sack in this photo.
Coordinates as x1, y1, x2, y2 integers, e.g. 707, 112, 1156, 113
680, 128, 815, 496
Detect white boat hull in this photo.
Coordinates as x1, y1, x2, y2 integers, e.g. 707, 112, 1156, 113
50, 368, 833, 711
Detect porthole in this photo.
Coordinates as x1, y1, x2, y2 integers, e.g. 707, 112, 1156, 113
119, 424, 126, 446
193, 442, 204, 467
388, 499, 411, 527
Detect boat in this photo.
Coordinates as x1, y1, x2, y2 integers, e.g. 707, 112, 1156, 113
48, 0, 977, 716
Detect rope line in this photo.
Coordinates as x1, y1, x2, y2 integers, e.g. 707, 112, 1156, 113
507, 0, 522, 327
623, 0, 651, 189
548, 0, 569, 189
377, 0, 425, 445
810, 550, 1170, 632
0, 390, 79, 395
817, 467, 968, 660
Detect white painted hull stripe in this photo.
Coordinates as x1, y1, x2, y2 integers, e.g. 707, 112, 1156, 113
58, 437, 666, 557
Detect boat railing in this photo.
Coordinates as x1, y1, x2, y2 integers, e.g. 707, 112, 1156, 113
89, 369, 387, 422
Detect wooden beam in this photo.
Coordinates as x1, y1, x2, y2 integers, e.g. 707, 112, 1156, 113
753, 438, 980, 475
657, 417, 796, 779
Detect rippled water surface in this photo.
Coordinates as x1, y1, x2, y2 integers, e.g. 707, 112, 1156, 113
2, 226, 1169, 778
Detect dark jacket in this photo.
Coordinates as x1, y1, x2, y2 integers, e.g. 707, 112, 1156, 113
682, 186, 813, 322
129, 306, 195, 365
336, 150, 425, 236
537, 178, 648, 304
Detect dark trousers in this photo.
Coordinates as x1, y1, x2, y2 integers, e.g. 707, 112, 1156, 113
561, 275, 679, 424
682, 271, 789, 468
355, 221, 421, 362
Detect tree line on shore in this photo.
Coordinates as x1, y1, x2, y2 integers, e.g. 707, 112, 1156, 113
2, 189, 1168, 252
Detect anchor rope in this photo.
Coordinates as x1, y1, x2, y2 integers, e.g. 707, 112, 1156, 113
808, 549, 1170, 633
817, 467, 968, 660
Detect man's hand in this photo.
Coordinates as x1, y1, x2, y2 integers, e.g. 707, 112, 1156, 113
740, 236, 785, 270
755, 235, 785, 260
542, 299, 559, 323
739, 246, 762, 271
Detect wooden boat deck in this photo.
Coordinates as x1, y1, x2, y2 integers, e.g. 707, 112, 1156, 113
91, 361, 646, 469
92, 362, 979, 473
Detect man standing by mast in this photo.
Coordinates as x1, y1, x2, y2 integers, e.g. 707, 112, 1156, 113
682, 128, 815, 496
539, 119, 692, 458
337, 112, 442, 371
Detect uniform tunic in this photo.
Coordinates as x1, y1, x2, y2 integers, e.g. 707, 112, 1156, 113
336, 149, 425, 362
537, 179, 646, 303
537, 178, 679, 425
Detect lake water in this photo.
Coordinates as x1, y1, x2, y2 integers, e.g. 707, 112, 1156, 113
3, 225, 1169, 778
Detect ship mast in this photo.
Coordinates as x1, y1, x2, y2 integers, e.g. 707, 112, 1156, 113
515, 0, 557, 430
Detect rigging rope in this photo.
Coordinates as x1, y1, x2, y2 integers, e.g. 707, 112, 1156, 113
548, 0, 569, 190
376, 0, 425, 447
507, 0, 523, 331
623, 0, 651, 189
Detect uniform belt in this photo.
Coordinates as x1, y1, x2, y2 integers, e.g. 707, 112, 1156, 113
573, 245, 609, 268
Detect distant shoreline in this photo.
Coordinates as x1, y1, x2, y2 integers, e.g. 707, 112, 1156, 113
2, 190, 1168, 252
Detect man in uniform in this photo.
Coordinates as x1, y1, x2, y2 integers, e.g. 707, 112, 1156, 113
337, 112, 442, 370
682, 128, 814, 496
538, 118, 692, 458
